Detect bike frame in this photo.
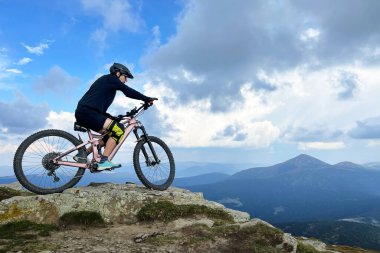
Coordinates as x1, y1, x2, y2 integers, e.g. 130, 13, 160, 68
53, 117, 141, 169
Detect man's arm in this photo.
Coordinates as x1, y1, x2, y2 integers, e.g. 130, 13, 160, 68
120, 84, 151, 102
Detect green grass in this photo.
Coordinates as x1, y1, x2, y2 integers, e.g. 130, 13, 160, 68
144, 234, 180, 246
0, 211, 106, 252
59, 211, 105, 228
215, 223, 289, 253
326, 245, 379, 253
0, 220, 59, 253
138, 202, 292, 252
144, 219, 292, 253
296, 242, 323, 253
0, 187, 34, 201
0, 220, 58, 240
136, 201, 234, 223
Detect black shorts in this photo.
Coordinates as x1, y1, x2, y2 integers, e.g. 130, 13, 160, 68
75, 107, 107, 132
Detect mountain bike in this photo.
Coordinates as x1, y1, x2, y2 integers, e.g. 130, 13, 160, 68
13, 103, 175, 195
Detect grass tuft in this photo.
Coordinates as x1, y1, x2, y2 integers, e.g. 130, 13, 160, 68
296, 242, 322, 253
0, 187, 34, 201
0, 220, 59, 253
59, 211, 105, 228
217, 223, 286, 253
136, 201, 234, 223
0, 220, 58, 240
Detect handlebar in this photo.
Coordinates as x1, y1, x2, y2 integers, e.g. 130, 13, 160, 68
125, 99, 157, 117
126, 104, 144, 117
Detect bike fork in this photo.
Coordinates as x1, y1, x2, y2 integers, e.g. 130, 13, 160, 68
134, 127, 160, 165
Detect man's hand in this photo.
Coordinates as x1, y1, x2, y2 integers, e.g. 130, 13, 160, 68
148, 97, 158, 104
144, 97, 158, 109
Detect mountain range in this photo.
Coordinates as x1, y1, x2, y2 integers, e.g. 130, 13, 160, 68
187, 154, 380, 224
179, 154, 380, 251
3, 154, 380, 250
3, 155, 380, 223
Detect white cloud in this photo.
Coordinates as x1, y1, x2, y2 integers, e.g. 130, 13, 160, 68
140, 51, 380, 151
136, 59, 380, 150
46, 111, 75, 132
5, 68, 22, 74
0, 53, 10, 78
152, 25, 160, 44
300, 28, 321, 42
22, 42, 49, 55
367, 140, 380, 147
298, 141, 346, 150
35, 65, 81, 94
82, 0, 143, 32
17, 57, 32, 65
0, 141, 18, 155
139, 81, 280, 148
147, 25, 161, 52
81, 0, 144, 47
0, 95, 49, 134
350, 116, 380, 139
90, 29, 108, 50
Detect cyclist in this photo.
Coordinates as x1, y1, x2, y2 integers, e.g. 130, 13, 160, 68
74, 63, 155, 170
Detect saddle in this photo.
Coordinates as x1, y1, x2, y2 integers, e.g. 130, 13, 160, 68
73, 122, 88, 132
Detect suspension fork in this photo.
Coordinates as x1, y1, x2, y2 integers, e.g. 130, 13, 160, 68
133, 126, 160, 164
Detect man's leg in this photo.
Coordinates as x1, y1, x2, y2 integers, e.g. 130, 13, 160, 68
73, 135, 106, 162
103, 137, 117, 157
96, 118, 123, 169
102, 118, 117, 156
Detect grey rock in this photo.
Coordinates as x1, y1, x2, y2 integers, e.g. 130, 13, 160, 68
240, 218, 298, 253
1, 182, 27, 192
299, 238, 328, 251
278, 233, 298, 253
0, 183, 250, 225
171, 218, 214, 229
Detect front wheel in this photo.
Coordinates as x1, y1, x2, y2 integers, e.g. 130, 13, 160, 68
133, 136, 175, 191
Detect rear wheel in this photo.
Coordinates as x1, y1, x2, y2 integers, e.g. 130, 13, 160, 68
133, 136, 175, 190
13, 129, 86, 194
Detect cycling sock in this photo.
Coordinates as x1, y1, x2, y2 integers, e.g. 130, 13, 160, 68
100, 155, 108, 163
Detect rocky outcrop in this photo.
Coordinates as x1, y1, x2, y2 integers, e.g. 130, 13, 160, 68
0, 183, 249, 225
0, 182, 356, 253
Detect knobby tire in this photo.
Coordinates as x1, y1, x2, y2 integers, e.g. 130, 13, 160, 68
13, 129, 85, 195
133, 136, 175, 191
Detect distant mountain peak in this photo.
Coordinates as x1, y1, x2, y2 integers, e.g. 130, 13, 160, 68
334, 161, 364, 170
335, 161, 358, 166
293, 154, 321, 160
282, 154, 330, 169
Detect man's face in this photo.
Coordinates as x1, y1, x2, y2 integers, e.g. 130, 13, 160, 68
118, 72, 128, 84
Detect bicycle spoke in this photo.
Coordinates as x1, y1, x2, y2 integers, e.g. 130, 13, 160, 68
137, 139, 173, 185
15, 130, 86, 194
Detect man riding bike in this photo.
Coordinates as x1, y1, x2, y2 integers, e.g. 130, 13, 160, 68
75, 63, 155, 170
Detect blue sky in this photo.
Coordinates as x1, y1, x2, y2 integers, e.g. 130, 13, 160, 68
1, 0, 380, 171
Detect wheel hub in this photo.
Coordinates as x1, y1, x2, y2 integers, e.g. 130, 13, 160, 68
146, 156, 160, 167
42, 152, 60, 171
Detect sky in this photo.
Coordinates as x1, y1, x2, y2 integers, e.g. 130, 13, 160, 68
1, 0, 380, 171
